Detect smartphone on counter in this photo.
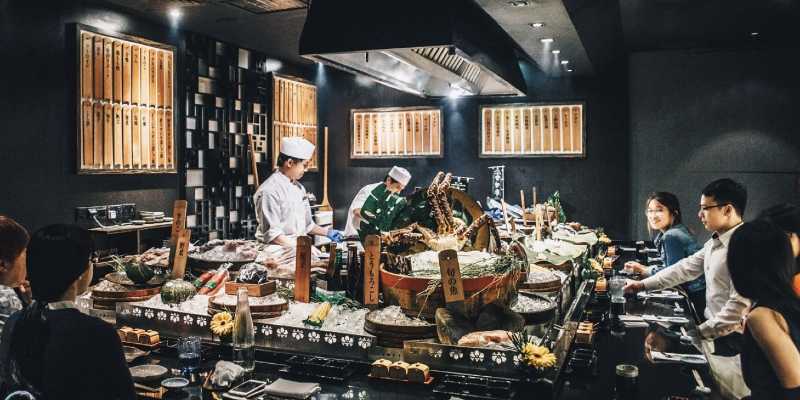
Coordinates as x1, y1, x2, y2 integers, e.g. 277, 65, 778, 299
228, 379, 267, 398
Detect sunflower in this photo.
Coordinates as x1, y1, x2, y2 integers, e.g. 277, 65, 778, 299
523, 344, 556, 369
210, 311, 234, 337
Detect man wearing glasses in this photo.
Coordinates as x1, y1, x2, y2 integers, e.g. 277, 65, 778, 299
625, 178, 750, 398
254, 137, 344, 246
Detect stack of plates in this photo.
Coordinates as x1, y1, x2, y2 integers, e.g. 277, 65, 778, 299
139, 211, 165, 223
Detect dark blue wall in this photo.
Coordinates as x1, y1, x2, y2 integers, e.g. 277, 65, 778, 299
629, 48, 800, 242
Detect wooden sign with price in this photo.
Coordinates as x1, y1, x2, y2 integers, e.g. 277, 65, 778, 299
438, 249, 465, 314
171, 229, 191, 279
363, 235, 381, 308
294, 236, 312, 303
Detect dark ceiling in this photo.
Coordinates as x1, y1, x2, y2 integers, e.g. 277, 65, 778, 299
96, 0, 800, 78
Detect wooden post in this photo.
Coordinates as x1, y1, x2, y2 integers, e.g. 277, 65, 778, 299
438, 249, 465, 315
520, 189, 527, 226
326, 244, 337, 279
319, 127, 332, 211
501, 199, 515, 234
363, 235, 381, 309
294, 236, 312, 303
171, 229, 191, 279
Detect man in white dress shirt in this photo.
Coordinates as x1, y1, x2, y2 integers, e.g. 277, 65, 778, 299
625, 178, 751, 398
254, 137, 343, 246
343, 166, 411, 238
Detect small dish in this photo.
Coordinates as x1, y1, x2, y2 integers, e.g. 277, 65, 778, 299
130, 364, 169, 383
122, 345, 150, 363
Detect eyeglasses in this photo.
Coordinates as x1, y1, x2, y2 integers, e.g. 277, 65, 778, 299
699, 203, 729, 212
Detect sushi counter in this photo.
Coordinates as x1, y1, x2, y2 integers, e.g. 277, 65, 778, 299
76, 178, 716, 400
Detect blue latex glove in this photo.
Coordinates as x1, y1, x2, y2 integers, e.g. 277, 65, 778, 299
326, 229, 344, 243
485, 209, 503, 220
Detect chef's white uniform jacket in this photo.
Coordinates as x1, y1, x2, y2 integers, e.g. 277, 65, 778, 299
343, 182, 382, 237
254, 171, 315, 243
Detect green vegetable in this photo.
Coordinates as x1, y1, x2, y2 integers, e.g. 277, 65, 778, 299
125, 261, 155, 284
160, 279, 197, 304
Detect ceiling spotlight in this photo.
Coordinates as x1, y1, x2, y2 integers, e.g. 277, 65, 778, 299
508, 1, 530, 7
750, 31, 759, 37
561, 60, 569, 65
529, 22, 544, 28
168, 7, 182, 20
540, 38, 554, 44
566, 68, 574, 72
552, 49, 560, 54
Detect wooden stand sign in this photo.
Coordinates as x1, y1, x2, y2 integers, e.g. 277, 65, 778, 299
438, 249, 465, 315
363, 235, 381, 309
171, 229, 191, 279
294, 236, 312, 303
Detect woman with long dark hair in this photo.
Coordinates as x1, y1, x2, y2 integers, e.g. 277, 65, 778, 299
757, 203, 800, 295
728, 220, 800, 399
625, 192, 707, 315
0, 224, 134, 399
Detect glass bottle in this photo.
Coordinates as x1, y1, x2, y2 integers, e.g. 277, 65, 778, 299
232, 287, 255, 372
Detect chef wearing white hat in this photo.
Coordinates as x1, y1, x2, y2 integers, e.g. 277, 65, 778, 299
254, 137, 344, 245
343, 166, 412, 238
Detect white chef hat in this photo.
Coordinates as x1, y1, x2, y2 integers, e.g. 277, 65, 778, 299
280, 137, 315, 160
388, 166, 411, 186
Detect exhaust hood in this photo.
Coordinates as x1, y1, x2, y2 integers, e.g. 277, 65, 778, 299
298, 0, 527, 98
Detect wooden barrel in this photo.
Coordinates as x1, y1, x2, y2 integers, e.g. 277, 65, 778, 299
380, 267, 519, 320
364, 310, 437, 348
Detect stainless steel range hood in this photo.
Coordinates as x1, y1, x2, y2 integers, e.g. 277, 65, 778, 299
298, 0, 527, 98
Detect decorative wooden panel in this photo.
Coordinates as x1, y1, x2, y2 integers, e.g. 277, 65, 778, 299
350, 107, 442, 158
479, 103, 585, 157
271, 74, 318, 170
77, 26, 176, 173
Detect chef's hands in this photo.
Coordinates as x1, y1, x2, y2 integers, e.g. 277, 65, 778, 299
624, 279, 645, 294
326, 229, 344, 243
624, 261, 649, 276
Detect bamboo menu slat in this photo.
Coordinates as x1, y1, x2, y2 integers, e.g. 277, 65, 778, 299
480, 104, 584, 157
350, 107, 442, 159
78, 27, 175, 173
272, 75, 318, 170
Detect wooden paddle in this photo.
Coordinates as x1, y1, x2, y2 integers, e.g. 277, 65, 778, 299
318, 127, 332, 211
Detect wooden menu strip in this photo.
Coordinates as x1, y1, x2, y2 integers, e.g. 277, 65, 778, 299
131, 107, 141, 168
113, 104, 123, 167
81, 33, 93, 98
157, 109, 165, 167
363, 235, 381, 308
140, 48, 150, 107
93, 103, 103, 167
123, 106, 132, 168
103, 104, 113, 167
113, 41, 122, 101
157, 51, 165, 107
149, 48, 157, 107
103, 38, 113, 101
438, 249, 465, 314
165, 110, 173, 168
150, 108, 158, 168
164, 52, 173, 108
140, 107, 150, 167
171, 229, 191, 279
93, 37, 103, 98
82, 101, 93, 167
131, 45, 141, 104
122, 43, 131, 103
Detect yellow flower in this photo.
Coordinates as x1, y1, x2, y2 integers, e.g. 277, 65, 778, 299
523, 344, 556, 369
210, 311, 234, 337
599, 234, 611, 245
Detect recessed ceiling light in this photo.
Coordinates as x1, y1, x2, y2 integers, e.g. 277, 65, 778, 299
540, 38, 554, 44
566, 69, 574, 72
552, 49, 561, 55
168, 8, 182, 20
750, 31, 759, 36
529, 22, 544, 28
561, 60, 569, 65
508, 0, 530, 7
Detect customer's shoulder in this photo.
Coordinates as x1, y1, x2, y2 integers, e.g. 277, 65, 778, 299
663, 224, 695, 242
50, 308, 116, 334
0, 285, 22, 315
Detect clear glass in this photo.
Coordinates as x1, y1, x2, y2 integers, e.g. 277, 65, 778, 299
609, 275, 626, 301
177, 336, 202, 375
233, 287, 255, 372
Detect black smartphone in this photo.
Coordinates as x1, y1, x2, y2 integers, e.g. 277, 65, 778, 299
228, 379, 267, 397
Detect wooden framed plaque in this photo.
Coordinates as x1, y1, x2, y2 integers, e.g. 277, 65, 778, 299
76, 25, 176, 174
479, 103, 585, 158
350, 107, 443, 159
271, 74, 318, 171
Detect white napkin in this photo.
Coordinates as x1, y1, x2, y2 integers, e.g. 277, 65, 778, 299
263, 378, 321, 399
